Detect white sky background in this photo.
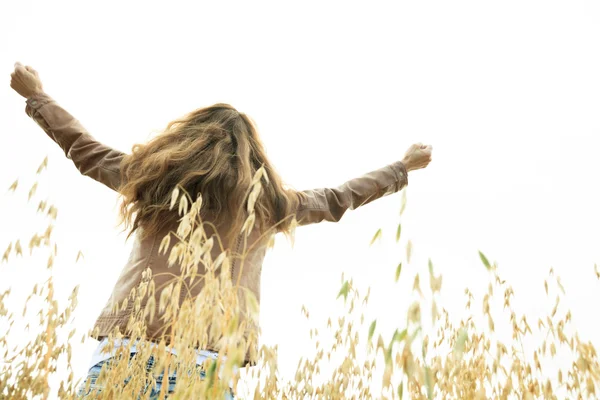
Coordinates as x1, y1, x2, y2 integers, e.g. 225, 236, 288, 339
1, 0, 600, 397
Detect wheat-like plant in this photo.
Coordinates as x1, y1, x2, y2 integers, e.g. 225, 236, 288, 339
1, 158, 599, 399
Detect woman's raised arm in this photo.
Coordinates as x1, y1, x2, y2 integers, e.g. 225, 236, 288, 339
11, 63, 125, 192
295, 144, 432, 226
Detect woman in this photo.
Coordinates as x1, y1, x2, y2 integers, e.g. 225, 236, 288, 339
10, 62, 433, 398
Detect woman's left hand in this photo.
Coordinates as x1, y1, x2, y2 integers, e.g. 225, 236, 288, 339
10, 62, 44, 98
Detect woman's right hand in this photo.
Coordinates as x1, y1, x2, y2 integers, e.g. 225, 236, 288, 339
402, 143, 433, 172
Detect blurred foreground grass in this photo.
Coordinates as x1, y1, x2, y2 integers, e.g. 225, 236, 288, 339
1, 158, 599, 399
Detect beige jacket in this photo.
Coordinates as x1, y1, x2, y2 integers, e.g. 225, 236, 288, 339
25, 93, 409, 365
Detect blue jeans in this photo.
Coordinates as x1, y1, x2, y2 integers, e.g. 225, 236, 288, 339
77, 352, 235, 399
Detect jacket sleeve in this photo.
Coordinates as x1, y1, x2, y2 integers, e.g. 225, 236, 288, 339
295, 160, 408, 226
25, 93, 125, 192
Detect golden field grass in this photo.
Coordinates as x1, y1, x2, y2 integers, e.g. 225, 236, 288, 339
1, 158, 599, 399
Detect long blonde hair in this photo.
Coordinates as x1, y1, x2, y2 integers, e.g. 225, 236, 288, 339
117, 103, 303, 244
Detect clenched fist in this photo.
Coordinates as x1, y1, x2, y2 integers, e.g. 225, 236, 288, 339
10, 62, 44, 99
402, 143, 433, 172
